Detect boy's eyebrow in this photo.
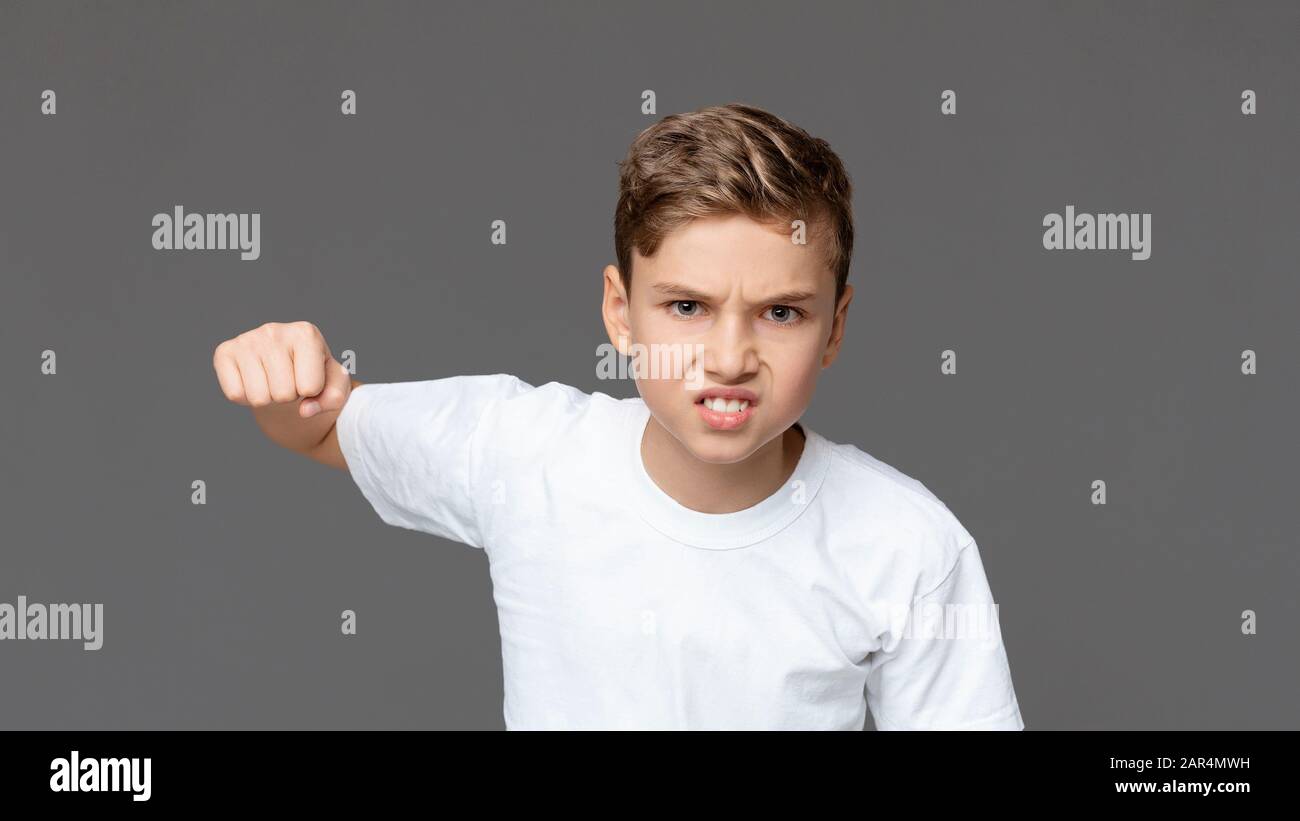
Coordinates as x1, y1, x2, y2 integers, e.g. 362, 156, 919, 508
651, 281, 818, 304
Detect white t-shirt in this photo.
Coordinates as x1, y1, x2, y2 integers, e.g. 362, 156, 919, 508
335, 374, 1025, 731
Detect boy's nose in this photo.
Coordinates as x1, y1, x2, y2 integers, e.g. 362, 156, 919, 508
699, 315, 759, 380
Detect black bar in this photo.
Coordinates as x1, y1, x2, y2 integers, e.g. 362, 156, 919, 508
0, 730, 1286, 808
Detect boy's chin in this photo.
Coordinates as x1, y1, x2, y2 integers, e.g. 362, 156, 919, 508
676, 426, 770, 466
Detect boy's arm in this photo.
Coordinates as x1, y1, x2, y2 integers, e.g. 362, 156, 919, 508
298, 382, 363, 469
318, 373, 537, 548
253, 378, 364, 470
216, 322, 536, 549
864, 539, 1025, 730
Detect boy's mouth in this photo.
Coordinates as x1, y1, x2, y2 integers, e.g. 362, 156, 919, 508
694, 388, 758, 430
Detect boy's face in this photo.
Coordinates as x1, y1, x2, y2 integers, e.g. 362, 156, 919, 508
602, 213, 852, 465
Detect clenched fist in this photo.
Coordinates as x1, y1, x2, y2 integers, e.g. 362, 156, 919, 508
213, 321, 352, 419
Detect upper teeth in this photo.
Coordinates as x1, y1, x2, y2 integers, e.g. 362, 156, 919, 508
704, 397, 749, 413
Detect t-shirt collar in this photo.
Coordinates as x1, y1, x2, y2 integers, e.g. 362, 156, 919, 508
622, 400, 832, 550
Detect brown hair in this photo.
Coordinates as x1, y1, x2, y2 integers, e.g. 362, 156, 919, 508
615, 102, 854, 305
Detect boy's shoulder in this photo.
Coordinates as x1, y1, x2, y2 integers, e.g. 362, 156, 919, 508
482, 374, 627, 418
815, 434, 977, 598
474, 374, 630, 448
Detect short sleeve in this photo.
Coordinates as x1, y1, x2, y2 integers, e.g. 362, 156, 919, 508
864, 539, 1025, 730
335, 373, 532, 548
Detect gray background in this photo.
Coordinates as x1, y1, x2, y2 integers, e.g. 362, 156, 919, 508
1, 0, 1296, 729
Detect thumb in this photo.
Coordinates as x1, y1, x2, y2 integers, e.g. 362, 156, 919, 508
301, 358, 352, 417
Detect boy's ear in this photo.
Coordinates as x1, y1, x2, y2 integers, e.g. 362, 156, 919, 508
601, 264, 633, 355
821, 283, 853, 369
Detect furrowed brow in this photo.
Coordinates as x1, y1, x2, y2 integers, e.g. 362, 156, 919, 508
763, 290, 817, 304
650, 282, 818, 305
651, 282, 714, 301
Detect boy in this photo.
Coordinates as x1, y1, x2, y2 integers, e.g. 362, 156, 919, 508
212, 103, 1024, 731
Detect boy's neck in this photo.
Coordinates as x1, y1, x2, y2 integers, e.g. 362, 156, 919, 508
640, 416, 806, 514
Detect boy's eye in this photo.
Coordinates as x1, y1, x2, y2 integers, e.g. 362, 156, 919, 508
764, 305, 805, 325
669, 300, 701, 318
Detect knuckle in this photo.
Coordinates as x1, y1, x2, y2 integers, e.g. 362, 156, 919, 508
300, 373, 326, 395
292, 320, 319, 338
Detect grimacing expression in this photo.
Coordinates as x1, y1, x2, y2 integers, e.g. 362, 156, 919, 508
607, 213, 852, 465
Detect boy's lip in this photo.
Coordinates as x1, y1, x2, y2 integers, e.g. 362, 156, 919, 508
696, 397, 757, 430
693, 387, 760, 430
